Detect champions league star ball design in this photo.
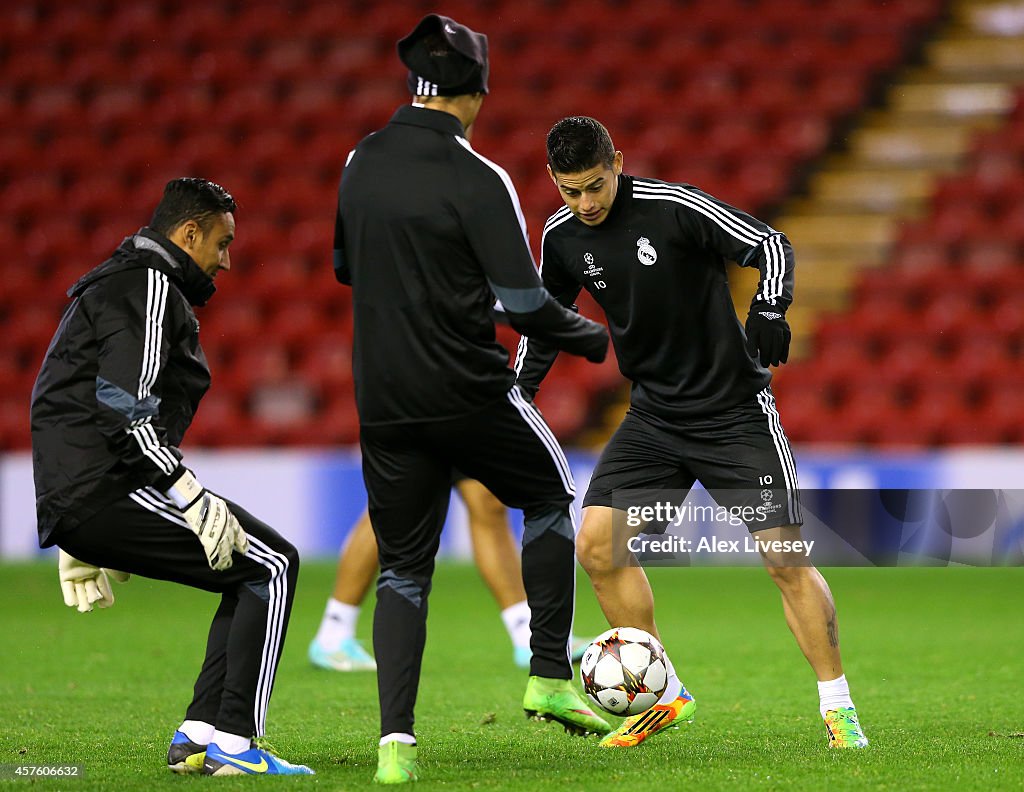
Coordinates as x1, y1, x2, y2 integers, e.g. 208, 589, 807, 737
579, 627, 669, 716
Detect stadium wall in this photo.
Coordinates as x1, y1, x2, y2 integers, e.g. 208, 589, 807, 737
2, 449, 1023, 561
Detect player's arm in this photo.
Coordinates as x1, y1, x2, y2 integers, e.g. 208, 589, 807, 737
513, 237, 583, 398
460, 157, 607, 363
91, 271, 246, 570
90, 269, 186, 489
678, 188, 795, 366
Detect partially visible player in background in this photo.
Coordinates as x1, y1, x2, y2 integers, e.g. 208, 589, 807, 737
516, 117, 868, 750
309, 476, 592, 671
29, 178, 313, 776
333, 16, 610, 784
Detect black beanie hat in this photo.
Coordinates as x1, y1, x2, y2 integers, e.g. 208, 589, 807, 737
397, 14, 489, 97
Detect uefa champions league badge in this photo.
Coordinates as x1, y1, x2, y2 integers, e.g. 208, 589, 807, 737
636, 237, 657, 266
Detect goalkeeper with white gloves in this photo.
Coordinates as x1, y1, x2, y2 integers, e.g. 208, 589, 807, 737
30, 178, 312, 776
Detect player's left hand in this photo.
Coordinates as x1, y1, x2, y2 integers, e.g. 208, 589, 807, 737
58, 550, 130, 613
745, 307, 791, 367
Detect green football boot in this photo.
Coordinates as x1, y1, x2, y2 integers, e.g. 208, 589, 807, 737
374, 741, 418, 784
523, 676, 611, 736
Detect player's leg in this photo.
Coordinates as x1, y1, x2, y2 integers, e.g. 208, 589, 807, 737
445, 387, 609, 736
332, 512, 380, 604
757, 528, 867, 747
57, 491, 313, 775
309, 511, 378, 671
199, 497, 313, 774
457, 477, 593, 667
575, 505, 659, 636
361, 422, 451, 782
757, 527, 842, 679
694, 386, 867, 748
576, 505, 697, 748
575, 411, 698, 748
456, 477, 533, 666
458, 478, 525, 610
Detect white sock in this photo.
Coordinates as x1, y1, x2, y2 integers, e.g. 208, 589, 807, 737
380, 732, 416, 746
500, 600, 532, 650
315, 598, 360, 649
178, 719, 214, 745
657, 653, 683, 704
817, 674, 855, 718
211, 730, 251, 755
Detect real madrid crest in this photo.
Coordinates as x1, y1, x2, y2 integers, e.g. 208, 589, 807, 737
636, 237, 657, 266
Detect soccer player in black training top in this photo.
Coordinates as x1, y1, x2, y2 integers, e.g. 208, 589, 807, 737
30, 178, 314, 775
332, 17, 611, 784
515, 117, 869, 750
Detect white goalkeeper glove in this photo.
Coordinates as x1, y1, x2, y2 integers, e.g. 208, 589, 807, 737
166, 470, 249, 571
58, 550, 130, 613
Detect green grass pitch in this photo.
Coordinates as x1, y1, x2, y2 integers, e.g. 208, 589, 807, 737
1, 562, 1022, 790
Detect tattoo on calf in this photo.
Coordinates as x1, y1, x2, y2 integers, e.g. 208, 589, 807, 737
826, 606, 839, 648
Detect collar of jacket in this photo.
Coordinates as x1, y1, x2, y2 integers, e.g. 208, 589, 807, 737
67, 228, 217, 307
132, 228, 216, 306
389, 103, 466, 138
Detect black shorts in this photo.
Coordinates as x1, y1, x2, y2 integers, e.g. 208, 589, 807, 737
583, 386, 802, 531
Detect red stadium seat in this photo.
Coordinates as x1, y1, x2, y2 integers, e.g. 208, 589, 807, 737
24, 218, 88, 269
534, 380, 589, 439
184, 391, 247, 449
769, 114, 831, 163
4, 305, 61, 359
875, 340, 944, 394
294, 333, 355, 395
918, 294, 981, 340
268, 302, 331, 348
831, 385, 904, 445
3, 47, 65, 89
198, 296, 267, 350
286, 394, 360, 445
0, 395, 32, 450
974, 385, 1024, 443
0, 0, 952, 449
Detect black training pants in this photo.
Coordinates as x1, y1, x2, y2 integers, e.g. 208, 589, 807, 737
56, 488, 299, 739
360, 386, 578, 738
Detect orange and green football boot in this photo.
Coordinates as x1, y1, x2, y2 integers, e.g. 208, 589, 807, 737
523, 676, 611, 736
824, 707, 869, 748
599, 685, 696, 748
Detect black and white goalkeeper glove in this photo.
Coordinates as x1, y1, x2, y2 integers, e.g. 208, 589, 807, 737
745, 306, 791, 367
166, 471, 248, 571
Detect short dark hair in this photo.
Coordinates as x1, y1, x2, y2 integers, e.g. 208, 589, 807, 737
546, 116, 616, 174
149, 177, 236, 236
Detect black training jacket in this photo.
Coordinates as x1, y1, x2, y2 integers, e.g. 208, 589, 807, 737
515, 174, 794, 420
30, 228, 214, 546
333, 104, 608, 425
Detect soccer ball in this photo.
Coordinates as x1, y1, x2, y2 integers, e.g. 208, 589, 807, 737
579, 627, 668, 716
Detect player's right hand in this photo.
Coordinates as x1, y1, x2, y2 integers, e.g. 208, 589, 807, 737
745, 306, 791, 367
167, 471, 249, 571
58, 550, 129, 612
